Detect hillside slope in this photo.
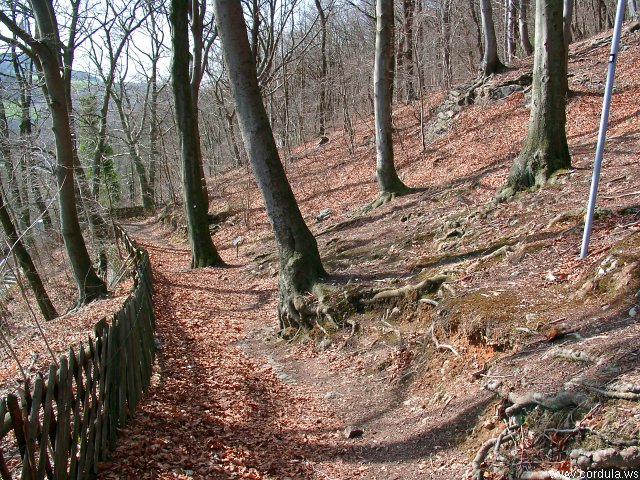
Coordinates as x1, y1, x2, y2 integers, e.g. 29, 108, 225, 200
214, 25, 639, 478
107, 26, 640, 479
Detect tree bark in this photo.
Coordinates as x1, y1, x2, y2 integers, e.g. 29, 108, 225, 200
480, 0, 504, 76
170, 0, 223, 268
468, 0, 484, 59
519, 0, 534, 55
373, 0, 411, 200
563, 0, 574, 52
28, 0, 107, 304
189, 0, 211, 207
504, 0, 571, 192
400, 0, 417, 101
314, 0, 328, 137
506, 0, 517, 61
214, 0, 327, 333
0, 188, 57, 320
630, 0, 638, 19
440, 0, 453, 87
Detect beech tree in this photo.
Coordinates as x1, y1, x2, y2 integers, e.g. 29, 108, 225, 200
87, 0, 146, 200
479, 0, 504, 76
519, 0, 534, 55
370, 0, 411, 208
170, 0, 223, 268
499, 0, 570, 196
315, 0, 329, 137
0, 188, 57, 320
0, 0, 107, 304
213, 0, 329, 334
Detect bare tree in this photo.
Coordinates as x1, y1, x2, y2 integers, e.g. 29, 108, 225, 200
479, 0, 504, 76
519, 0, 534, 55
214, 0, 329, 334
370, 0, 411, 208
0, 0, 107, 304
314, 0, 329, 136
87, 0, 146, 200
170, 0, 223, 268
499, 0, 570, 197
563, 0, 574, 51
505, 0, 517, 62
0, 187, 57, 320
111, 77, 155, 212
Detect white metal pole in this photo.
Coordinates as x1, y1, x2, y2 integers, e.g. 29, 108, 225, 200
580, 0, 627, 259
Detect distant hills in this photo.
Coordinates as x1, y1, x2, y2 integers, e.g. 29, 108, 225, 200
0, 52, 97, 83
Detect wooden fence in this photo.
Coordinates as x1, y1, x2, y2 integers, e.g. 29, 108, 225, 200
0, 227, 155, 479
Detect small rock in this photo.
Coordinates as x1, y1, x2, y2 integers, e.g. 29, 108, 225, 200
545, 271, 556, 282
602, 304, 610, 311
344, 426, 364, 439
316, 208, 332, 222
629, 306, 638, 318
324, 391, 340, 400
318, 339, 332, 351
525, 313, 537, 322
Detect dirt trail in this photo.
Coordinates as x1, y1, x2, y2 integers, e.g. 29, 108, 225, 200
99, 222, 346, 479
98, 221, 485, 479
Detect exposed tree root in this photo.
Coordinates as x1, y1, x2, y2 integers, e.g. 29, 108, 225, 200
363, 188, 413, 213
278, 282, 352, 339
430, 322, 459, 356
471, 426, 517, 480
504, 390, 588, 417
546, 208, 583, 229
571, 446, 640, 470
544, 348, 601, 364
371, 274, 447, 302
584, 384, 640, 401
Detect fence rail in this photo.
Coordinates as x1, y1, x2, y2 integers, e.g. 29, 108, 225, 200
0, 226, 155, 479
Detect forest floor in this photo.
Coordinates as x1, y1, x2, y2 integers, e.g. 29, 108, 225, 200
2, 24, 640, 480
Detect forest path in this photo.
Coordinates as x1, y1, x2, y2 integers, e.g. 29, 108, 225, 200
97, 220, 481, 479
98, 220, 349, 479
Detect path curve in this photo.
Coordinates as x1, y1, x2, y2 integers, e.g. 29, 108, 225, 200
99, 222, 349, 479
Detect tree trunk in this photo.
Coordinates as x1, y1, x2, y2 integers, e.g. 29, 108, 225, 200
30, 0, 107, 304
480, 0, 504, 76
111, 92, 154, 212
14, 57, 53, 230
0, 188, 57, 320
314, 0, 328, 137
440, 0, 453, 87
374, 0, 411, 200
401, 0, 417, 101
630, 0, 638, 19
91, 86, 111, 199
214, 0, 327, 333
468, 0, 484, 59
189, 0, 210, 207
503, 0, 570, 193
148, 63, 159, 206
563, 0, 574, 52
506, 0, 517, 61
519, 0, 534, 55
0, 85, 26, 231
170, 0, 223, 268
